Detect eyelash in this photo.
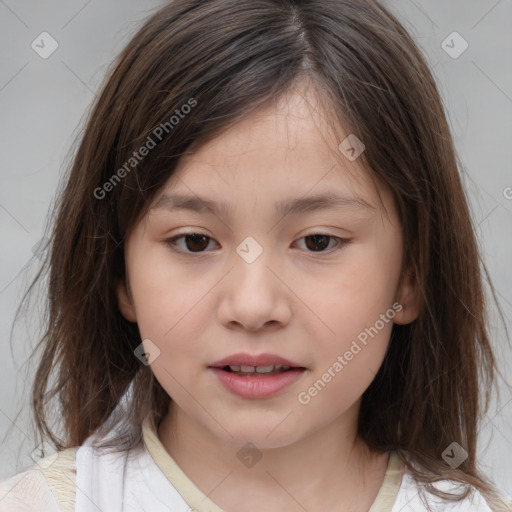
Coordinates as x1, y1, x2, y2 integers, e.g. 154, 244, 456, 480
163, 232, 352, 256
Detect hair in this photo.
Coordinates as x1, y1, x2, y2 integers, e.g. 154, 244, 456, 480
12, 0, 510, 509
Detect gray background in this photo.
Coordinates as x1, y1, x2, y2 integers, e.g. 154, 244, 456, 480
1, 0, 511, 497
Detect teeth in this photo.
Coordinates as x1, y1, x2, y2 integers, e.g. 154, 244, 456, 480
255, 365, 275, 373
227, 365, 292, 373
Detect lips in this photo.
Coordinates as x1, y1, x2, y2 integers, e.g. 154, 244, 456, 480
208, 353, 306, 398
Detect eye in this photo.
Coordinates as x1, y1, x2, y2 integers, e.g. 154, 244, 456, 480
164, 233, 218, 253
163, 232, 351, 255
294, 234, 350, 253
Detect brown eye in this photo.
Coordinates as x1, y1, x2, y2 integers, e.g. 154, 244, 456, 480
183, 234, 210, 252
304, 235, 332, 252
296, 234, 349, 253
165, 233, 216, 253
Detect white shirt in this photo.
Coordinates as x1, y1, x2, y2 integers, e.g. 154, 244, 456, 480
0, 416, 509, 511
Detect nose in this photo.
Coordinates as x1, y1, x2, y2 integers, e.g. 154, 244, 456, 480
217, 247, 292, 332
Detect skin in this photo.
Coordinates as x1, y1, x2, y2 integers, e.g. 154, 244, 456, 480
118, 81, 420, 512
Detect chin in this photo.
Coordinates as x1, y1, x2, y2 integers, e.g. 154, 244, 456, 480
209, 420, 306, 450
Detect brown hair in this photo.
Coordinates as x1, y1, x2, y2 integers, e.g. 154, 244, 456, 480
14, 0, 510, 508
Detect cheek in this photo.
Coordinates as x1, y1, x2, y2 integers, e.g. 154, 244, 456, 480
338, 230, 402, 310
310, 240, 400, 372
135, 286, 208, 362
300, 321, 393, 413
317, 302, 394, 375
128, 246, 207, 333
319, 261, 399, 334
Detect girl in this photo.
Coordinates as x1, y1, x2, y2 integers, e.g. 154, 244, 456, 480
1, 0, 511, 510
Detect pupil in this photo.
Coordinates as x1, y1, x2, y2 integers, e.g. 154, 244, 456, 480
305, 235, 329, 251
186, 234, 209, 252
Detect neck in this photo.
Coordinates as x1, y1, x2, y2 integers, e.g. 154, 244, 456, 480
157, 402, 389, 512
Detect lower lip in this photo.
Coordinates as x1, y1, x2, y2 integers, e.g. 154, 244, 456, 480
209, 368, 305, 398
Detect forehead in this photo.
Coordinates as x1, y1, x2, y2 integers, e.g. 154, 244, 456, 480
150, 87, 395, 224
184, 85, 345, 169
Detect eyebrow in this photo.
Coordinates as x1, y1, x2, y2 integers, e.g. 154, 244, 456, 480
151, 192, 376, 219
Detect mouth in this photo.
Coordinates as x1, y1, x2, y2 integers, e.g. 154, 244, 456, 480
216, 364, 302, 377
208, 353, 307, 398
208, 353, 306, 375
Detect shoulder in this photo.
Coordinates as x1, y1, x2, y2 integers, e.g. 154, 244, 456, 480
0, 447, 77, 512
0, 469, 56, 512
393, 469, 512, 512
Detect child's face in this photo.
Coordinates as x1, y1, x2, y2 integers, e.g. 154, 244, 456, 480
118, 87, 419, 448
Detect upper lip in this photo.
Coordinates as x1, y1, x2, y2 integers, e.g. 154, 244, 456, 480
209, 353, 304, 368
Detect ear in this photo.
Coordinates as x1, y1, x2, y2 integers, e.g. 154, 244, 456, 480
117, 279, 137, 322
393, 267, 421, 325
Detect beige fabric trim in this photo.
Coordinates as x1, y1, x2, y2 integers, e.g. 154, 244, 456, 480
0, 448, 77, 512
143, 417, 404, 512
143, 416, 225, 512
0, 469, 61, 512
39, 447, 77, 512
368, 452, 403, 512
